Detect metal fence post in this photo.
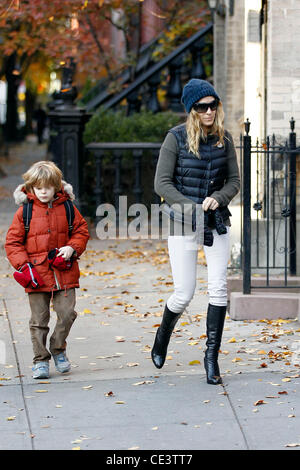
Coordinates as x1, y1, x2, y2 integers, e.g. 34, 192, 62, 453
243, 119, 251, 294
47, 61, 91, 213
289, 117, 297, 275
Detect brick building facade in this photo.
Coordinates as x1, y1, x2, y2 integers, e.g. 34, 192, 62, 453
214, 0, 300, 143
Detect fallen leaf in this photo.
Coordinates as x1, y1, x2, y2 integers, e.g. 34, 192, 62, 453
115, 336, 125, 342
96, 353, 123, 359
254, 400, 267, 406
132, 380, 155, 386
82, 385, 93, 390
227, 337, 236, 343
84, 308, 92, 313
35, 390, 48, 393
6, 416, 16, 421
189, 360, 201, 365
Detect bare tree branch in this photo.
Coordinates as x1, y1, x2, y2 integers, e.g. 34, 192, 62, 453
85, 13, 114, 81
102, 12, 131, 58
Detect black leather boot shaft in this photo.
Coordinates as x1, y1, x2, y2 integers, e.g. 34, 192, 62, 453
204, 304, 227, 385
151, 304, 182, 369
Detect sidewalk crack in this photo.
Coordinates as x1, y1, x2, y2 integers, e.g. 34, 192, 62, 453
2, 299, 35, 450
222, 381, 250, 450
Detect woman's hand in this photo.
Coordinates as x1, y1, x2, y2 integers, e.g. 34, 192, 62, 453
202, 197, 219, 211
57, 246, 74, 260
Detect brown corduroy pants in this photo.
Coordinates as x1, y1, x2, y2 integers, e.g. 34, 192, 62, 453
28, 289, 77, 363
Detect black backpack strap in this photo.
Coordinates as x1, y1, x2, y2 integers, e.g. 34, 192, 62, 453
22, 201, 33, 242
63, 200, 75, 237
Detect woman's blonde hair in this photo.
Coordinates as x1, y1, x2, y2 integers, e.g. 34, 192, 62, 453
186, 100, 226, 158
22, 161, 63, 193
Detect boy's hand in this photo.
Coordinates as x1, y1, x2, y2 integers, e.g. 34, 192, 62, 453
57, 246, 74, 260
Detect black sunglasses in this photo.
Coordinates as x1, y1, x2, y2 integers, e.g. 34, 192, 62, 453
193, 99, 219, 113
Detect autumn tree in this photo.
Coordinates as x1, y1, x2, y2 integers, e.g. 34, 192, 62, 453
0, 0, 209, 139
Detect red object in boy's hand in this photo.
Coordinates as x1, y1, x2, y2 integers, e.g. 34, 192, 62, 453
13, 263, 45, 289
48, 248, 73, 271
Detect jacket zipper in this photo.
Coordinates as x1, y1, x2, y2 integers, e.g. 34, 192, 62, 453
53, 269, 61, 290
48, 200, 61, 290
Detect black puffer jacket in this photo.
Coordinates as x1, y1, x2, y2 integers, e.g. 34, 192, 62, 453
169, 123, 232, 224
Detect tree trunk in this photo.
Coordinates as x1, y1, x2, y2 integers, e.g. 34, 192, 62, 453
4, 53, 20, 142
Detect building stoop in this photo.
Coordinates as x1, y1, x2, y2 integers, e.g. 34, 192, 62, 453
229, 291, 300, 321
228, 276, 300, 294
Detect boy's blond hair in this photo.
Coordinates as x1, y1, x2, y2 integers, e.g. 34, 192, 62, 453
22, 161, 63, 193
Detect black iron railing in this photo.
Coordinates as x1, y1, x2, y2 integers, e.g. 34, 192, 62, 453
81, 22, 212, 115
86, 142, 161, 214
80, 36, 160, 111
242, 118, 299, 293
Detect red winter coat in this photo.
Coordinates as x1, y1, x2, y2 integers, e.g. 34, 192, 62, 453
5, 181, 90, 293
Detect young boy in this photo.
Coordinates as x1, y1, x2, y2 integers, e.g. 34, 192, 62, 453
5, 161, 89, 379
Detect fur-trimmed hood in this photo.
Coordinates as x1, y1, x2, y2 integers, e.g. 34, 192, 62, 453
13, 180, 75, 206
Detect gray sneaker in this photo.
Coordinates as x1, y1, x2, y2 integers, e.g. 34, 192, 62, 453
32, 361, 50, 379
53, 352, 71, 373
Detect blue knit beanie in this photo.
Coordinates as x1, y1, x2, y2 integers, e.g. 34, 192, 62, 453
181, 79, 220, 113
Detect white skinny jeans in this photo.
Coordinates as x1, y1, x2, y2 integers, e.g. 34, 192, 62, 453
166, 228, 230, 313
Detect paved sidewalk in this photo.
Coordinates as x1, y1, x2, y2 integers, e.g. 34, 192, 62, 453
0, 139, 299, 451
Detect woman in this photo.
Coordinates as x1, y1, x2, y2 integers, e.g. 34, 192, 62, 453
151, 78, 240, 385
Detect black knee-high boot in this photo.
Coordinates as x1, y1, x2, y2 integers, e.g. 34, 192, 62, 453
151, 304, 182, 369
204, 304, 227, 385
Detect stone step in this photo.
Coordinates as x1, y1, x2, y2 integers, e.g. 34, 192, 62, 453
229, 291, 300, 321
